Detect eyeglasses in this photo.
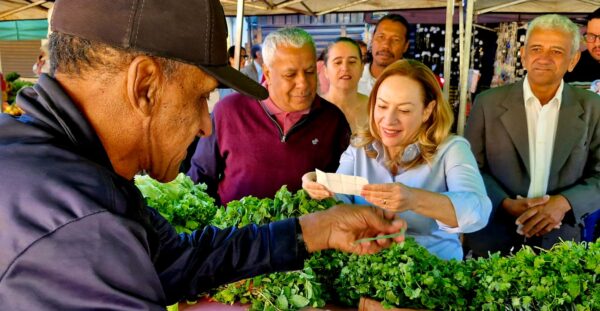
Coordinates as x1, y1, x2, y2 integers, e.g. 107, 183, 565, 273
242, 55, 249, 59
583, 33, 600, 43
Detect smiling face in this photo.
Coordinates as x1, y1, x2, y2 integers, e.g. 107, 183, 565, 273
325, 41, 363, 91
373, 74, 433, 157
521, 27, 580, 88
264, 44, 317, 112
147, 64, 217, 181
371, 20, 409, 69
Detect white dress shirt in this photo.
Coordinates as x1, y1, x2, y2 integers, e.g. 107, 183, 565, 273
357, 63, 377, 96
523, 76, 564, 198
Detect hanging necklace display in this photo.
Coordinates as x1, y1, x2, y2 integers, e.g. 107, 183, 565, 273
491, 22, 521, 87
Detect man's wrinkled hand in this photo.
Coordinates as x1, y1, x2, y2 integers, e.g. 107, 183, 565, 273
298, 205, 407, 255
516, 195, 570, 237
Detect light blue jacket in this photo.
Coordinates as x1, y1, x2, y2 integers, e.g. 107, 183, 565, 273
336, 135, 491, 260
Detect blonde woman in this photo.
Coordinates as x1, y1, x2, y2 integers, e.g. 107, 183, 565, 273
321, 38, 369, 133
303, 59, 491, 260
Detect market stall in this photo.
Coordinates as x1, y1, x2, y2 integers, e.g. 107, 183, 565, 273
2, 2, 599, 310
136, 174, 600, 311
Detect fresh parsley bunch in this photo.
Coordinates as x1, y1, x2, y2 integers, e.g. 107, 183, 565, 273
468, 240, 600, 310
135, 173, 217, 234
334, 238, 472, 310
210, 186, 338, 310
213, 266, 326, 311
211, 186, 337, 228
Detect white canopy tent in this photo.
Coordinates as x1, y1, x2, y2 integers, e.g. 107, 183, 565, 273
2, 0, 598, 132
2, 0, 595, 19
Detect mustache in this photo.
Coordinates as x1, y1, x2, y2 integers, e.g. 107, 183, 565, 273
375, 50, 394, 57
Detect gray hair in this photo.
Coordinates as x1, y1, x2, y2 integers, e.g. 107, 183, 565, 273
525, 14, 580, 56
49, 32, 180, 78
262, 27, 316, 67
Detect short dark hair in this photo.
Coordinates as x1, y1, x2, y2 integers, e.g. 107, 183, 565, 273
250, 44, 261, 58
588, 8, 600, 22
373, 14, 410, 38
356, 39, 367, 48
227, 45, 246, 58
49, 32, 179, 77
323, 37, 363, 64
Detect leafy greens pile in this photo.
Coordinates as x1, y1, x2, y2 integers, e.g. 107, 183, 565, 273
136, 174, 600, 311
135, 173, 217, 234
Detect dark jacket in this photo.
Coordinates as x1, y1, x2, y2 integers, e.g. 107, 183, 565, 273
188, 92, 350, 205
0, 74, 307, 310
564, 50, 600, 83
463, 79, 600, 256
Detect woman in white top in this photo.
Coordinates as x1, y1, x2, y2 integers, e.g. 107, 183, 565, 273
321, 38, 369, 133
303, 59, 491, 260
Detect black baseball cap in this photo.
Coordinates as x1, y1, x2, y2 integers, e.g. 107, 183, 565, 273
51, 0, 268, 100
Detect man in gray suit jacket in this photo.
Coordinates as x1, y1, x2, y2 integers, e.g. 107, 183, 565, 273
241, 44, 263, 83
464, 14, 600, 257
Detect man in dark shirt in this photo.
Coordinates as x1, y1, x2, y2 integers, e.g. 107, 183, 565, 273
0, 1, 406, 310
565, 8, 600, 83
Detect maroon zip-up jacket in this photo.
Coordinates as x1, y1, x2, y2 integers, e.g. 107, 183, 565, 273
188, 92, 350, 205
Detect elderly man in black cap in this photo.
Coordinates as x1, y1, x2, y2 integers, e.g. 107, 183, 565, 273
0, 0, 406, 310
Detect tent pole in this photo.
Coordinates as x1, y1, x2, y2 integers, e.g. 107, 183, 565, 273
274, 0, 304, 10
456, 0, 463, 122
233, 0, 245, 70
576, 0, 600, 6
457, 0, 475, 136
0, 0, 47, 20
316, 0, 369, 16
222, 0, 266, 10
476, 0, 530, 15
442, 0, 454, 101
458, 1, 464, 89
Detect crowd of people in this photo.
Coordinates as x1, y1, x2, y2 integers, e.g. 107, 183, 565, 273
1, 0, 599, 309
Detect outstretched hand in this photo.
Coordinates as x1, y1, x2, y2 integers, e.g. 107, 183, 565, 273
361, 182, 416, 212
299, 205, 407, 255
302, 172, 335, 200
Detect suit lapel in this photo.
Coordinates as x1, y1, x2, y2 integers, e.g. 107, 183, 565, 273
550, 84, 585, 176
499, 80, 531, 175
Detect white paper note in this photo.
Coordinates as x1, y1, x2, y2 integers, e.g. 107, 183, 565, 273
315, 169, 368, 196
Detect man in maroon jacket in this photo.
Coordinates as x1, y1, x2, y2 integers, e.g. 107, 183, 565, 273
188, 27, 351, 205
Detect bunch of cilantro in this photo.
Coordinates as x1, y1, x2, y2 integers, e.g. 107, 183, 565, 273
333, 238, 472, 310
333, 237, 600, 310
135, 173, 217, 234
468, 240, 600, 310
210, 186, 338, 311
135, 175, 600, 310
210, 185, 337, 229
